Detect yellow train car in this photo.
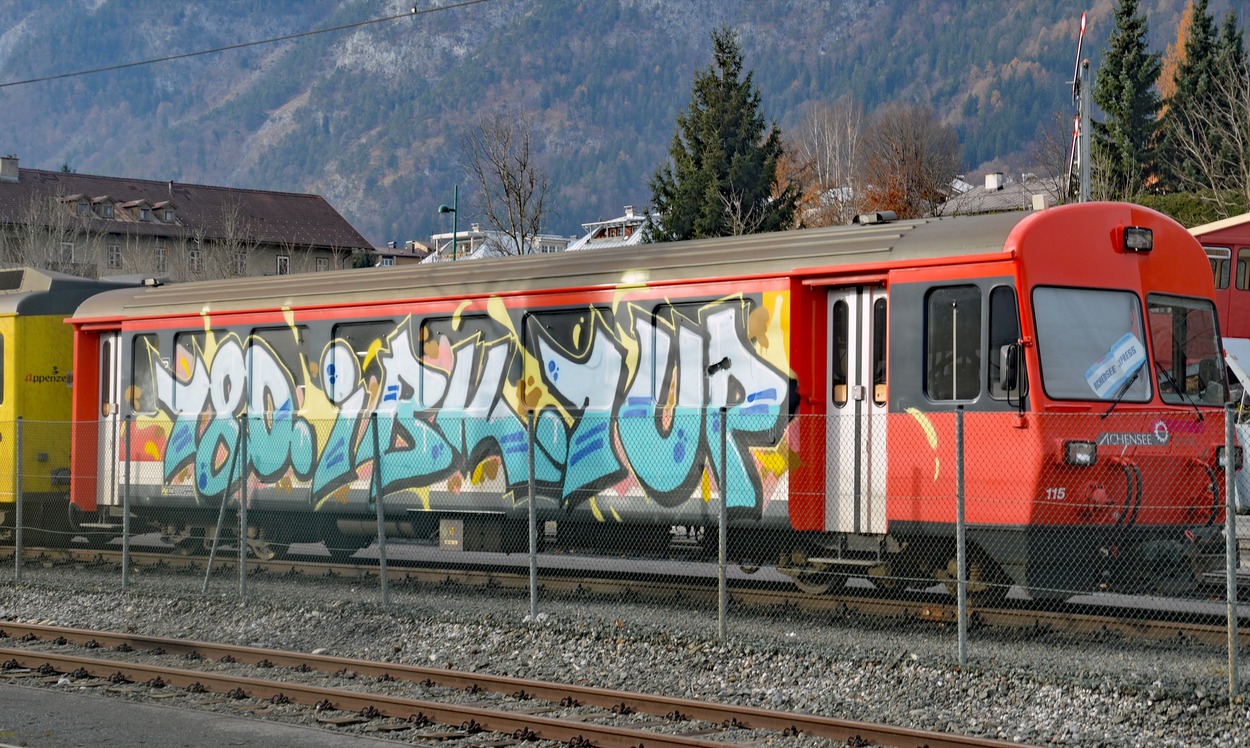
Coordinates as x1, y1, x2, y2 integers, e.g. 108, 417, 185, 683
0, 268, 130, 543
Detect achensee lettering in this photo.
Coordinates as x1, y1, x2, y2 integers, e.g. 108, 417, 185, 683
1097, 431, 1168, 446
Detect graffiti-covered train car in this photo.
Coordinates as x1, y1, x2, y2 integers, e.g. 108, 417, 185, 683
67, 202, 1231, 597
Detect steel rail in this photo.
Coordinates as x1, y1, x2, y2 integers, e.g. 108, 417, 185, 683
0, 622, 1027, 748
3, 546, 1244, 646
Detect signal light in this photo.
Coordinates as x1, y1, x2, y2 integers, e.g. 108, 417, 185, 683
1217, 445, 1243, 470
1064, 440, 1097, 466
1122, 226, 1153, 252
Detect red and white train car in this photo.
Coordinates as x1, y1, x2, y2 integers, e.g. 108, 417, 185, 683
67, 202, 1230, 597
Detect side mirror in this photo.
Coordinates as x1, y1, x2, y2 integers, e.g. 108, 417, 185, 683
999, 343, 1018, 390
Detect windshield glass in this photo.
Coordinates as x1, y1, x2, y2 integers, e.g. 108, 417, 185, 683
1148, 293, 1225, 405
1034, 287, 1150, 402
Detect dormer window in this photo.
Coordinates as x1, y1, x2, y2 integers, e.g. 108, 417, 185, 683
101, 204, 114, 219
140, 207, 151, 221
77, 202, 90, 216
163, 208, 174, 222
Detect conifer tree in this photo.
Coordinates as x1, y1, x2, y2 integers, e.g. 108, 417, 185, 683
1091, 0, 1161, 199
1159, 0, 1218, 189
647, 28, 799, 242
1213, 11, 1248, 175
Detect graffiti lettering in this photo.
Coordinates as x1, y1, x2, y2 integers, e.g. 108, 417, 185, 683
133, 294, 796, 517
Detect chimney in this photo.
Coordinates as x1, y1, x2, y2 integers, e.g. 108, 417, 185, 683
985, 172, 1004, 191
624, 205, 635, 219
0, 155, 18, 183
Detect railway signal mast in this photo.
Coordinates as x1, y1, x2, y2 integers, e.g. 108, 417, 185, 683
1066, 12, 1091, 203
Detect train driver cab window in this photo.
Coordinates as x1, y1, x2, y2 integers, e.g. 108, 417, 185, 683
925, 285, 981, 401
1147, 293, 1223, 405
129, 334, 159, 415
988, 286, 1024, 400
1206, 246, 1230, 290
1033, 287, 1149, 402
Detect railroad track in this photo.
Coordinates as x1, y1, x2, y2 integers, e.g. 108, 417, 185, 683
4, 545, 1248, 648
0, 621, 1024, 748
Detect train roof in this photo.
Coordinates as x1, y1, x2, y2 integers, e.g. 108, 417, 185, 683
72, 211, 1030, 321
0, 267, 136, 316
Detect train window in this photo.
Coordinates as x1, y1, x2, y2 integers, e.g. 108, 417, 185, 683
831, 300, 849, 407
249, 327, 309, 413
1147, 294, 1223, 405
872, 298, 887, 405
647, 304, 705, 409
99, 337, 111, 414
422, 314, 508, 410
925, 286, 981, 401
130, 334, 159, 415
1238, 248, 1250, 291
1033, 287, 1149, 402
1206, 247, 1230, 290
988, 287, 1024, 400
170, 332, 207, 412
525, 306, 618, 407
330, 321, 407, 408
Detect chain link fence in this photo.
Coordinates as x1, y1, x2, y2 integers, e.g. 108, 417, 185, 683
2, 407, 1246, 697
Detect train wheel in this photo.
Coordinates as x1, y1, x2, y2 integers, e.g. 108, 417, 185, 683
167, 528, 210, 557
778, 547, 836, 594
783, 567, 836, 595
320, 519, 364, 562
934, 556, 1009, 606
246, 525, 292, 562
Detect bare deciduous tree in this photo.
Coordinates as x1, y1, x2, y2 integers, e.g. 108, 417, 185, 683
1, 193, 104, 277
460, 109, 549, 257
199, 198, 260, 279
1029, 112, 1076, 207
859, 103, 961, 219
1159, 59, 1250, 218
786, 97, 866, 226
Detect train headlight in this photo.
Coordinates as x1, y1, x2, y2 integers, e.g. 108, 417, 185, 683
1217, 446, 1244, 470
1122, 226, 1153, 252
1064, 440, 1097, 466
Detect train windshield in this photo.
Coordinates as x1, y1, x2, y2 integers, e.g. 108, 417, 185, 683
1033, 287, 1151, 402
1146, 293, 1224, 405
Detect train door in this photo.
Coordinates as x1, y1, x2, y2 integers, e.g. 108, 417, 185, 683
96, 332, 121, 508
826, 287, 888, 534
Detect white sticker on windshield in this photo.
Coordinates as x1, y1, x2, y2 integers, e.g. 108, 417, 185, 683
1085, 332, 1146, 399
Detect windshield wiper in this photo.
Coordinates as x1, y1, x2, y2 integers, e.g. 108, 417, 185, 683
1155, 360, 1203, 421
1101, 363, 1144, 419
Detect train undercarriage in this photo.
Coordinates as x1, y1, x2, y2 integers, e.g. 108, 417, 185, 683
2, 495, 1222, 602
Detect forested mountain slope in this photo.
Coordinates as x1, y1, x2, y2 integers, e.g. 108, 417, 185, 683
0, 0, 1226, 243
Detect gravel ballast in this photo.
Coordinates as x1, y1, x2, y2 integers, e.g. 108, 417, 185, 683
1, 562, 1247, 747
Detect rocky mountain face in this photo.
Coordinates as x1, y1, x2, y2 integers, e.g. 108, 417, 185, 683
0, 0, 1221, 244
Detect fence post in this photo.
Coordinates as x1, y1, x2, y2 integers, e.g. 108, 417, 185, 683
122, 416, 132, 588
528, 409, 538, 619
13, 417, 22, 582
1226, 403, 1239, 706
718, 406, 728, 641
956, 406, 967, 669
371, 413, 389, 608
238, 414, 249, 599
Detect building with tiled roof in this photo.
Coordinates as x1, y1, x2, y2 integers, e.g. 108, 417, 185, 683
0, 155, 373, 281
